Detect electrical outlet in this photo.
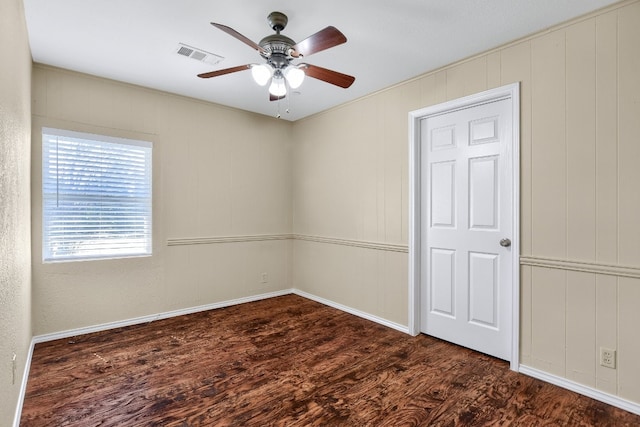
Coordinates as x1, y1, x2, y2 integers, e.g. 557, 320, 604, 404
261, 273, 268, 283
600, 347, 616, 369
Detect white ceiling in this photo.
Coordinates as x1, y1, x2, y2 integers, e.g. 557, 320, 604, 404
24, 0, 619, 121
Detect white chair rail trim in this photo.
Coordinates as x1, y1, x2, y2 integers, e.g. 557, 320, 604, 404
167, 233, 409, 253
520, 255, 640, 279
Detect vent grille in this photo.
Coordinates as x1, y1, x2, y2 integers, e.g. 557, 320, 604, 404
177, 46, 194, 57
176, 43, 223, 66
190, 51, 207, 61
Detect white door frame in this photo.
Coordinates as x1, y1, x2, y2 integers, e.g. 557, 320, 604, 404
408, 83, 520, 371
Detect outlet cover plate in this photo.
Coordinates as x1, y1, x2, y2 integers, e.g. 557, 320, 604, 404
600, 347, 616, 369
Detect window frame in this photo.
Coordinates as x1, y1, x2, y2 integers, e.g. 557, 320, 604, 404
41, 127, 153, 263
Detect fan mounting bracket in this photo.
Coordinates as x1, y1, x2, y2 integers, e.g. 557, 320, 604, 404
267, 11, 288, 33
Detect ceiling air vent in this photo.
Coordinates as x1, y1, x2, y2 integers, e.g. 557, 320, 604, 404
176, 43, 223, 66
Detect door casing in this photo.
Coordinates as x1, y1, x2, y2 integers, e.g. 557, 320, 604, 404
408, 83, 520, 371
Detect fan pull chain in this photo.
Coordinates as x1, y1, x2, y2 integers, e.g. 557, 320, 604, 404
275, 82, 292, 119
286, 90, 291, 115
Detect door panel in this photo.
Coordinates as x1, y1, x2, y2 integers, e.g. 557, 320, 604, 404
431, 161, 456, 227
470, 116, 499, 145
469, 156, 498, 230
431, 125, 457, 151
430, 248, 456, 317
468, 251, 498, 328
420, 98, 513, 361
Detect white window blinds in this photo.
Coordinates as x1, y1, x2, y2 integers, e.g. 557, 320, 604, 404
42, 128, 152, 262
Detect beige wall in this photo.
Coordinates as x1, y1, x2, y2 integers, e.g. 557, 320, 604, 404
292, 0, 640, 404
0, 0, 32, 424
31, 66, 293, 335
291, 76, 418, 326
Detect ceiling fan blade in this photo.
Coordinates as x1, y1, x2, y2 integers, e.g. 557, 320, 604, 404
270, 93, 286, 102
211, 22, 266, 54
197, 64, 250, 79
299, 63, 355, 88
291, 26, 347, 58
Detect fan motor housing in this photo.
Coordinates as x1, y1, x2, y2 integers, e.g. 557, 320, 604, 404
260, 11, 296, 65
259, 34, 295, 55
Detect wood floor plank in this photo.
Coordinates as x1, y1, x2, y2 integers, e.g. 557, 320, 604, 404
20, 295, 640, 426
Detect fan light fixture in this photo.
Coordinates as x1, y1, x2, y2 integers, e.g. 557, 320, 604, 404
253, 64, 306, 94
284, 65, 305, 89
251, 64, 273, 86
268, 74, 287, 97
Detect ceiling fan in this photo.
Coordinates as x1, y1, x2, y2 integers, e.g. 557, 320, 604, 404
198, 11, 355, 102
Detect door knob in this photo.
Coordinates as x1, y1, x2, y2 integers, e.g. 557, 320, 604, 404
499, 238, 511, 247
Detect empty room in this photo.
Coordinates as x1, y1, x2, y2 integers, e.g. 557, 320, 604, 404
2, 0, 640, 425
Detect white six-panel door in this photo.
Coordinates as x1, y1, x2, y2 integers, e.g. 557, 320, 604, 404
419, 97, 514, 361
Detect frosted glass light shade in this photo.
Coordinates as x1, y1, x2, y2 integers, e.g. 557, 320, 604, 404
284, 66, 305, 89
268, 77, 287, 97
251, 64, 273, 86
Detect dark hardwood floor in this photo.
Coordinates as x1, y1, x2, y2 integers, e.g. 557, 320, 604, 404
21, 294, 640, 426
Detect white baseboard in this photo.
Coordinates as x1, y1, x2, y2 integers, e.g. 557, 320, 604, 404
519, 365, 640, 416
33, 289, 409, 345
292, 289, 410, 334
33, 289, 293, 344
13, 339, 35, 427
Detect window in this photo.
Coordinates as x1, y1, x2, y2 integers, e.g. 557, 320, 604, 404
42, 128, 152, 262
